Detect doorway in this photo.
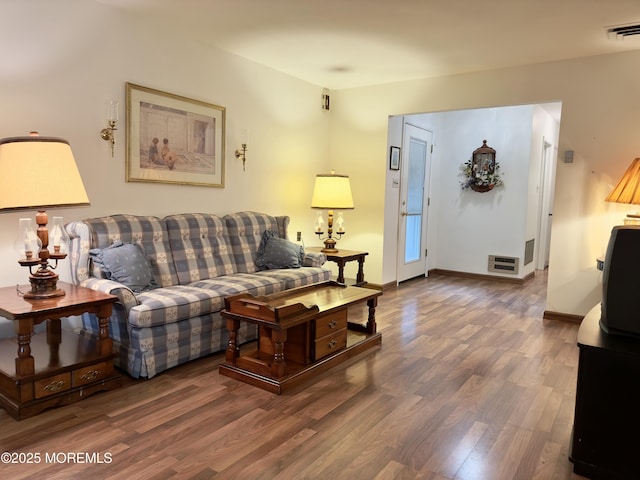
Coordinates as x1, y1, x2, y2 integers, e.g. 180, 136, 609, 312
385, 102, 561, 285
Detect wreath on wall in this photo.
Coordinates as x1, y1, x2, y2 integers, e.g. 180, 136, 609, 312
459, 159, 504, 192
459, 140, 504, 192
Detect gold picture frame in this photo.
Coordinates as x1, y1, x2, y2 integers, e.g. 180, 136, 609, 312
126, 82, 225, 187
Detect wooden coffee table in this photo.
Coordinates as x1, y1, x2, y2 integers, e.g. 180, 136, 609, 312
219, 281, 382, 393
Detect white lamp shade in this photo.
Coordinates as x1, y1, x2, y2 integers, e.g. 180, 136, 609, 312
311, 173, 354, 209
0, 135, 89, 211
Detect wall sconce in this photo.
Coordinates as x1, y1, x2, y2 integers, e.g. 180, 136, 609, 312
235, 129, 248, 170
100, 100, 119, 157
235, 144, 247, 171
322, 88, 330, 110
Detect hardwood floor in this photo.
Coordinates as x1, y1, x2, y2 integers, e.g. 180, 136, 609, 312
0, 271, 588, 480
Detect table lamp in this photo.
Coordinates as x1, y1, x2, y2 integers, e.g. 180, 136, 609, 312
0, 133, 90, 299
311, 171, 354, 252
605, 157, 640, 224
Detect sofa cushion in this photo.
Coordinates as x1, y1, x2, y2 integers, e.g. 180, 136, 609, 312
189, 273, 286, 297
256, 230, 304, 270
224, 211, 288, 273
89, 241, 156, 292
85, 214, 179, 287
165, 213, 237, 284
129, 285, 226, 328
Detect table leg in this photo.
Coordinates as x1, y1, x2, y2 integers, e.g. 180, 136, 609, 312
366, 297, 378, 334
271, 328, 287, 378
336, 259, 346, 284
96, 304, 114, 356
14, 319, 35, 377
225, 318, 240, 364
47, 318, 62, 367
356, 257, 366, 285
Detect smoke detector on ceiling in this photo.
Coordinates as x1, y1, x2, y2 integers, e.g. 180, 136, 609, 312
606, 22, 640, 40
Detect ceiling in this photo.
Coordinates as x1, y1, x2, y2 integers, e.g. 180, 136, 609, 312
100, 0, 640, 90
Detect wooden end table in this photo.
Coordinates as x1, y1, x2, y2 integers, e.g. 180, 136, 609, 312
219, 281, 382, 394
0, 282, 120, 420
306, 247, 368, 286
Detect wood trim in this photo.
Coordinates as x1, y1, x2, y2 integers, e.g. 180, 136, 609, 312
428, 268, 535, 285
376, 281, 396, 292
543, 310, 584, 324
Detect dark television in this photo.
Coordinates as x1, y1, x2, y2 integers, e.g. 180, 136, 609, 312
600, 225, 640, 336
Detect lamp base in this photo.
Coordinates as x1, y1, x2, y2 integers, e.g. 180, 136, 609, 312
321, 238, 339, 253
24, 269, 65, 299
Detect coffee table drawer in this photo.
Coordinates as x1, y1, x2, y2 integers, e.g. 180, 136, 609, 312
315, 309, 347, 338
314, 328, 347, 360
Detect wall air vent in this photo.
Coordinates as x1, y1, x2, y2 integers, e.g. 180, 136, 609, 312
524, 239, 535, 265
606, 23, 640, 40
488, 255, 519, 275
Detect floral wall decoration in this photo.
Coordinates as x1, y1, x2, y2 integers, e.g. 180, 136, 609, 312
459, 139, 504, 192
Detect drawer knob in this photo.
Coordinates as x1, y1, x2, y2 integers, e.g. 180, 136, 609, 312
328, 339, 337, 349
43, 380, 66, 392
328, 320, 337, 329
81, 370, 101, 381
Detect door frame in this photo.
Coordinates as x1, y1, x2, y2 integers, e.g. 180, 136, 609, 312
396, 122, 433, 283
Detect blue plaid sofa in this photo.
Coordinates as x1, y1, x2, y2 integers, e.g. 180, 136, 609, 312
65, 211, 330, 378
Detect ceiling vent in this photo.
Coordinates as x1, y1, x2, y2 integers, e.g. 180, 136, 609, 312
606, 23, 640, 40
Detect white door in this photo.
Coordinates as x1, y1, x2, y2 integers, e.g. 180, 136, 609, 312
397, 123, 433, 282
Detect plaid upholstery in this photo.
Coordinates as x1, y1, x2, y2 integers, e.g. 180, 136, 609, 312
129, 285, 226, 328
190, 273, 286, 296
84, 214, 179, 287
252, 267, 331, 289
224, 211, 288, 273
165, 213, 237, 284
68, 211, 329, 379
81, 311, 256, 378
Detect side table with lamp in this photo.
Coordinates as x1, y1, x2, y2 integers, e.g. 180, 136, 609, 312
309, 171, 369, 285
0, 133, 121, 420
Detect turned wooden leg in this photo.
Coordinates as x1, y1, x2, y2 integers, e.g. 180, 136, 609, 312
366, 297, 378, 334
47, 319, 62, 367
271, 329, 287, 378
14, 319, 35, 377
336, 260, 346, 284
96, 304, 114, 356
356, 257, 366, 285
225, 319, 240, 364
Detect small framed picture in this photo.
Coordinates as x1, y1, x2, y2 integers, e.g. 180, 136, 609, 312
389, 146, 400, 170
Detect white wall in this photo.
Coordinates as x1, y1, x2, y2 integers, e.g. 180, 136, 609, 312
0, 2, 330, 291
331, 50, 640, 316
432, 106, 533, 278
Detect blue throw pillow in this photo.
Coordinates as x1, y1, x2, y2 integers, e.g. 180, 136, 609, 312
256, 230, 304, 270
89, 241, 156, 292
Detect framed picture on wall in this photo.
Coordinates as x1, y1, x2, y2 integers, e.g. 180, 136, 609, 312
389, 146, 400, 170
126, 82, 225, 187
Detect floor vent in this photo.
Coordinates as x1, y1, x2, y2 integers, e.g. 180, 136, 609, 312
606, 23, 640, 40
488, 255, 519, 275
